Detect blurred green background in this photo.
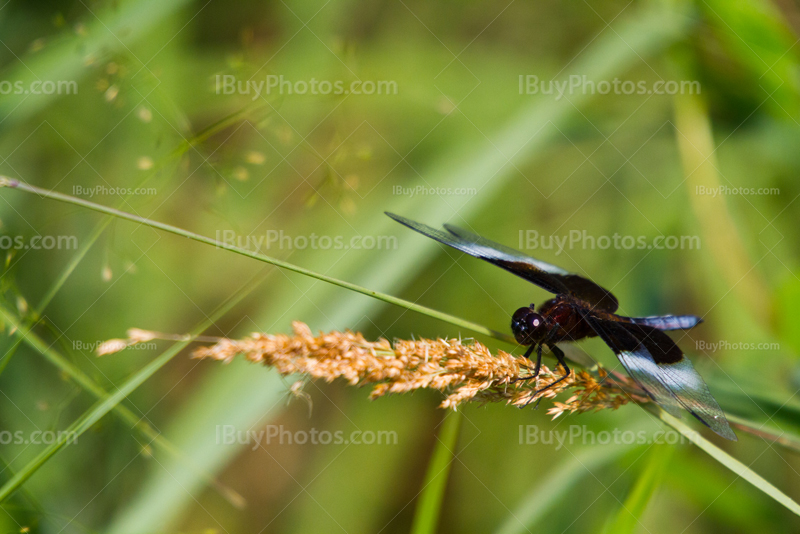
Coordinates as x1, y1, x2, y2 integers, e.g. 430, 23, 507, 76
1, 0, 800, 532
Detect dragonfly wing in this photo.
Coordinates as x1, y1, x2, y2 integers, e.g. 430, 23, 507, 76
386, 213, 618, 311
584, 315, 736, 441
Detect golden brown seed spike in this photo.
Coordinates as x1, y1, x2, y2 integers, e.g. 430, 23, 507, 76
188, 322, 642, 416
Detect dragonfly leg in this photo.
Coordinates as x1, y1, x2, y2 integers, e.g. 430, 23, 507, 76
533, 343, 572, 395
512, 343, 542, 383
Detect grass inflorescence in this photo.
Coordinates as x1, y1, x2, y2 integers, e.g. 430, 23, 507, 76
105, 322, 646, 419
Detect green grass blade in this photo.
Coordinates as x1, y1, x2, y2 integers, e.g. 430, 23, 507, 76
0, 100, 270, 380
600, 444, 674, 534
495, 443, 635, 534
0, 300, 246, 507
0, 178, 514, 344
410, 411, 462, 534
0, 273, 261, 503
644, 404, 800, 516
713, 380, 800, 437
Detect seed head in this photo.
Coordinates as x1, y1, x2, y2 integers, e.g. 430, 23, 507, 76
191, 322, 642, 416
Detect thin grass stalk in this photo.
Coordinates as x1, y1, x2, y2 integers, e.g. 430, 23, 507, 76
0, 270, 264, 503
0, 101, 267, 379
0, 178, 514, 344
410, 412, 462, 534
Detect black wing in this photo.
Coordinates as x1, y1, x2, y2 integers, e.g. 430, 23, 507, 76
386, 212, 619, 312
582, 314, 736, 441
624, 315, 703, 331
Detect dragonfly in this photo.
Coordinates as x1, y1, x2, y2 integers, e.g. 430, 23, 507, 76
386, 212, 736, 441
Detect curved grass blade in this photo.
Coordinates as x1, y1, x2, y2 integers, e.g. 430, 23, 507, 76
0, 178, 514, 345
0, 221, 111, 379
643, 404, 800, 516
0, 101, 267, 380
410, 411, 462, 534
0, 300, 246, 508
495, 442, 635, 534
0, 272, 262, 503
600, 444, 674, 534
0, 103, 269, 507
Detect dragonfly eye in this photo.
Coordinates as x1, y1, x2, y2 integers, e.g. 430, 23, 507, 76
512, 306, 533, 326
511, 307, 545, 344
526, 312, 544, 331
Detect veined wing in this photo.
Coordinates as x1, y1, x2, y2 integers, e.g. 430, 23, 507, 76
386, 212, 618, 311
624, 314, 703, 331
583, 314, 736, 441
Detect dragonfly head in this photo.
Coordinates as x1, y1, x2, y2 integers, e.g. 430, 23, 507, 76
511, 305, 547, 345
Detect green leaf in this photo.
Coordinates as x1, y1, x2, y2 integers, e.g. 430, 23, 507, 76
410, 411, 462, 534
600, 444, 674, 534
